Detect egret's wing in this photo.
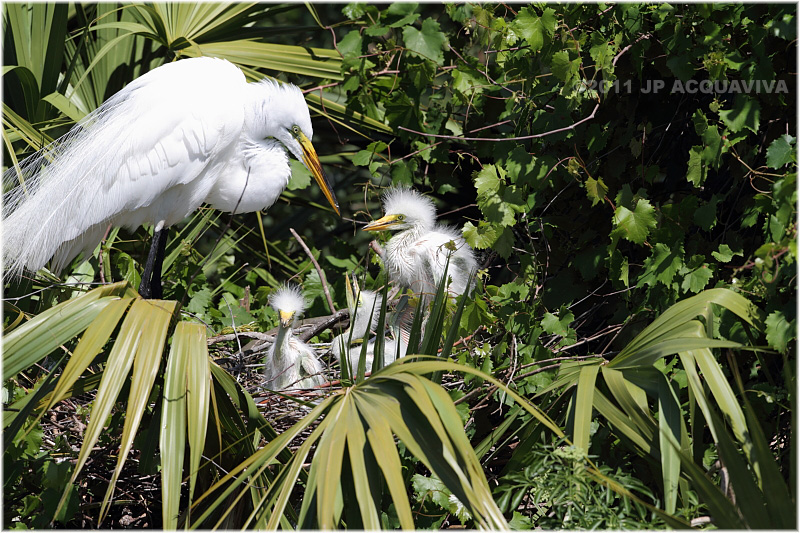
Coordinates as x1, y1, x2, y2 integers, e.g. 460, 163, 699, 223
407, 231, 455, 296
389, 293, 416, 335
330, 333, 348, 361
412, 226, 477, 296
299, 347, 324, 376
3, 57, 246, 275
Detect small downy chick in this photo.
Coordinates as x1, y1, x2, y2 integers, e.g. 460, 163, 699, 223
331, 276, 407, 375
264, 284, 326, 390
362, 187, 477, 301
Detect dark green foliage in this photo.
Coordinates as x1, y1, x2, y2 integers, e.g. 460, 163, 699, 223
494, 442, 670, 529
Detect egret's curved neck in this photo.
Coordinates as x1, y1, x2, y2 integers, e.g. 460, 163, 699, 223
204, 134, 290, 214
273, 325, 292, 363
243, 83, 279, 137
390, 224, 425, 251
350, 304, 376, 339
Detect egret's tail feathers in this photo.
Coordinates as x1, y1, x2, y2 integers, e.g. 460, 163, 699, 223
3, 204, 107, 280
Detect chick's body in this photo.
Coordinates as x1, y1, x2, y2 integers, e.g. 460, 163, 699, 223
264, 285, 325, 390
331, 289, 407, 374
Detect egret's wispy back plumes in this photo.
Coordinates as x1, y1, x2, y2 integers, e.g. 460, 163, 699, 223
3, 57, 339, 287
363, 187, 478, 299
264, 284, 326, 390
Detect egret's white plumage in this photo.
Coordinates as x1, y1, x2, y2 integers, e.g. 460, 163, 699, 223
363, 187, 477, 299
331, 286, 407, 374
3, 56, 339, 281
264, 285, 325, 390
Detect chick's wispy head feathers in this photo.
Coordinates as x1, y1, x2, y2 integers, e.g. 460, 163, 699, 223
381, 187, 437, 231
269, 284, 307, 324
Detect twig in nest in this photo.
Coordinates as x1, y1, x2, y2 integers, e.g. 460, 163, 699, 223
207, 331, 274, 345
298, 309, 350, 342
290, 227, 335, 313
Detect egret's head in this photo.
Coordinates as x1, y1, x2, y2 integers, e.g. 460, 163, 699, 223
254, 79, 339, 216
269, 284, 307, 329
362, 187, 437, 233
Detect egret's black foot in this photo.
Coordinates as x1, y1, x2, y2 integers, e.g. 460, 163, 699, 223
139, 226, 168, 299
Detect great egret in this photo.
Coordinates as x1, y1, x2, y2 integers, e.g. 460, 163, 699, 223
3, 56, 340, 298
362, 187, 477, 299
330, 276, 407, 374
264, 284, 326, 390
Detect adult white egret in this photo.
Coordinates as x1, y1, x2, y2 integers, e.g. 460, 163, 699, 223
264, 284, 326, 390
362, 187, 477, 299
330, 276, 407, 374
3, 56, 340, 298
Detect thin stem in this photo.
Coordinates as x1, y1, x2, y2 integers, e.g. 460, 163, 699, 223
290, 227, 335, 313
398, 102, 600, 142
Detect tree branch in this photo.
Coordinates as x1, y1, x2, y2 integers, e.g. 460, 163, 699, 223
398, 102, 600, 142
290, 227, 336, 313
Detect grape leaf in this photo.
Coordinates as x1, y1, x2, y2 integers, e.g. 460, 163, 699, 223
512, 6, 556, 52
766, 134, 796, 169
694, 195, 720, 231
505, 146, 535, 184
479, 193, 516, 226
493, 226, 515, 258
186, 288, 213, 316
474, 165, 501, 195
681, 264, 714, 293
386, 2, 420, 27
551, 50, 579, 82
463, 221, 513, 258
342, 3, 366, 20
463, 220, 498, 250
411, 474, 451, 510
686, 145, 706, 187
337, 30, 363, 59
638, 243, 684, 287
403, 18, 447, 65
765, 310, 794, 353
611, 198, 657, 244
541, 308, 575, 337
666, 54, 693, 81
585, 176, 608, 206
711, 244, 741, 263
702, 124, 723, 168
719, 95, 761, 134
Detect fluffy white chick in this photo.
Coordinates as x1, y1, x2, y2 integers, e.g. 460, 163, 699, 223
363, 187, 477, 300
264, 285, 325, 390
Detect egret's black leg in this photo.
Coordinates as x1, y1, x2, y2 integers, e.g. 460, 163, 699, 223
139, 226, 168, 299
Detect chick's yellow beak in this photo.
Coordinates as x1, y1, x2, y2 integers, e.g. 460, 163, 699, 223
298, 132, 340, 216
362, 214, 403, 232
345, 275, 356, 311
279, 310, 295, 329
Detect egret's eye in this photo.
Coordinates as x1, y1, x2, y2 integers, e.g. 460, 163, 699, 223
291, 125, 301, 136
396, 214, 406, 221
